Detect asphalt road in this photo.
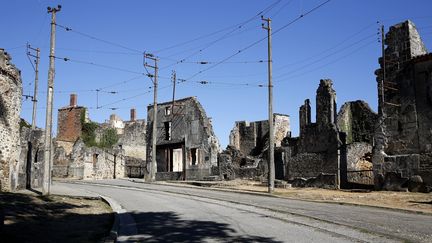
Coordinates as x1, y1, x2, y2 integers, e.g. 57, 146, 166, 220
54, 180, 432, 243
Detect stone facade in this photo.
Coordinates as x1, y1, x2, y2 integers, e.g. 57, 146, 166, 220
146, 97, 220, 180
0, 49, 22, 191
373, 20, 432, 192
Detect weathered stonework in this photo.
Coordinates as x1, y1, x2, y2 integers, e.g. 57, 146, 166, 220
66, 139, 125, 179
283, 79, 341, 187
338, 100, 377, 187
229, 114, 290, 156
373, 20, 432, 192
54, 97, 147, 180
0, 49, 22, 191
17, 125, 45, 190
146, 97, 220, 181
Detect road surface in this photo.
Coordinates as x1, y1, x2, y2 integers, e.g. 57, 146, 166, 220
53, 180, 432, 242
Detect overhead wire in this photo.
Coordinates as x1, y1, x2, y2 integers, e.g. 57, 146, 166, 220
274, 32, 377, 79
55, 23, 142, 54
276, 39, 376, 82
153, 0, 282, 54
181, 0, 332, 82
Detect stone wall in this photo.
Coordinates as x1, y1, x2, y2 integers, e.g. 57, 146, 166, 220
283, 79, 341, 187
17, 126, 45, 190
67, 140, 125, 179
338, 100, 377, 144
373, 20, 432, 192
119, 119, 146, 160
228, 114, 290, 156
337, 100, 377, 187
0, 49, 22, 191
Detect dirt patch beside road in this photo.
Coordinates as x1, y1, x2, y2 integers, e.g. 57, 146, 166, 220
169, 180, 432, 214
0, 191, 113, 242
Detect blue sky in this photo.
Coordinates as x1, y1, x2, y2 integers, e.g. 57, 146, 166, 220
2, 0, 432, 147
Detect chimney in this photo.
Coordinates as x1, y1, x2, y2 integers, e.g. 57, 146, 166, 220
70, 94, 77, 107
130, 108, 136, 121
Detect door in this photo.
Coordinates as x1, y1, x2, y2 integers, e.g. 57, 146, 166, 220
172, 148, 183, 172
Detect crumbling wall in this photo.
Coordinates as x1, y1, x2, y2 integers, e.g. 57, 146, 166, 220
0, 49, 22, 191
284, 80, 340, 187
373, 20, 432, 192
67, 140, 125, 179
228, 114, 290, 156
17, 125, 45, 189
338, 100, 377, 186
119, 119, 147, 160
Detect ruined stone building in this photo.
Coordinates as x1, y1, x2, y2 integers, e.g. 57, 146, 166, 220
282, 79, 342, 187
53, 94, 146, 179
0, 49, 45, 191
373, 20, 432, 192
279, 80, 377, 188
229, 114, 290, 156
217, 114, 290, 180
146, 97, 220, 180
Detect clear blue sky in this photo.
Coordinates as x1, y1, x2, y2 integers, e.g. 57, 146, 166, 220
2, 0, 432, 148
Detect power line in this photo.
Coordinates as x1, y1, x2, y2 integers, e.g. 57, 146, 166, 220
57, 47, 141, 55
54, 55, 145, 74
273, 22, 377, 71
276, 39, 376, 82
157, 1, 283, 70
55, 23, 142, 53
182, 0, 332, 82
153, 0, 282, 54
274, 33, 377, 79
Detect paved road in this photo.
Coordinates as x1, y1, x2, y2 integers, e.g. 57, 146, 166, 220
54, 180, 432, 242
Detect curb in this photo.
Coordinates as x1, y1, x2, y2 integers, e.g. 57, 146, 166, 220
99, 196, 122, 243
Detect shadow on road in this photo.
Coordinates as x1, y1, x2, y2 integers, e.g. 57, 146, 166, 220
0, 191, 113, 243
127, 211, 283, 242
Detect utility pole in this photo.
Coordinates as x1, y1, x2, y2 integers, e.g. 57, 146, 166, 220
380, 24, 386, 116
262, 16, 274, 193
43, 5, 61, 196
144, 53, 158, 182
171, 70, 176, 115
27, 44, 40, 130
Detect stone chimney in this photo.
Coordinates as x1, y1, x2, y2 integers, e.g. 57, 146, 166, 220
130, 108, 136, 121
70, 94, 77, 107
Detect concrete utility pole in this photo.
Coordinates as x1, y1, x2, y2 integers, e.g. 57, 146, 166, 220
144, 53, 158, 182
27, 44, 40, 130
380, 24, 386, 115
262, 16, 275, 193
43, 5, 61, 196
171, 70, 176, 114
